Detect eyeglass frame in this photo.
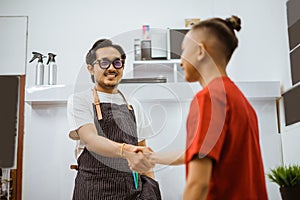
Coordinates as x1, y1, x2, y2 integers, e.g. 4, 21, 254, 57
92, 58, 124, 69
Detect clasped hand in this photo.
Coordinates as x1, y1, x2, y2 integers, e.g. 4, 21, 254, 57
123, 144, 154, 173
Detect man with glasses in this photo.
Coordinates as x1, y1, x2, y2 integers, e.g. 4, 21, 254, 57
67, 39, 161, 199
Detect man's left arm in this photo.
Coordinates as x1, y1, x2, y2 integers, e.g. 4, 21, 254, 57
183, 156, 212, 200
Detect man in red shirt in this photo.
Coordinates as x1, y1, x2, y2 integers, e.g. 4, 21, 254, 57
150, 15, 268, 200
181, 16, 268, 200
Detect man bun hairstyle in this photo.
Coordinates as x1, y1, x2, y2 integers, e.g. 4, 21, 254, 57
192, 15, 242, 62
225, 15, 241, 32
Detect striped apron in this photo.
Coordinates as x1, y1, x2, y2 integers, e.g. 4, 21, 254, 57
72, 90, 161, 200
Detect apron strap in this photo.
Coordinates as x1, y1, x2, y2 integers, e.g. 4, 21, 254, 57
118, 90, 133, 110
93, 88, 132, 120
93, 87, 103, 120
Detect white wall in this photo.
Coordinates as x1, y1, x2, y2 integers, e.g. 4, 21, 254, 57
213, 0, 292, 90
1, 0, 296, 199
0, 0, 213, 86
0, 16, 27, 75
0, 0, 291, 88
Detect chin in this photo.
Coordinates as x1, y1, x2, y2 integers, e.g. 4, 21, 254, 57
106, 80, 121, 86
185, 77, 197, 83
104, 82, 118, 87
184, 75, 192, 82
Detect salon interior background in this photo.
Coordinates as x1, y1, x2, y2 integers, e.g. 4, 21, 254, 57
1, 0, 299, 200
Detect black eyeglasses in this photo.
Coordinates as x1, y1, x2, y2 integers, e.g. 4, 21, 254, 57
92, 58, 124, 69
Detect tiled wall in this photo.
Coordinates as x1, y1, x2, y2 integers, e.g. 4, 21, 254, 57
287, 0, 300, 85
280, 0, 300, 167
284, 0, 300, 126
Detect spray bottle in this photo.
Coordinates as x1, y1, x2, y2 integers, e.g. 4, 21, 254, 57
47, 53, 57, 85
29, 52, 45, 85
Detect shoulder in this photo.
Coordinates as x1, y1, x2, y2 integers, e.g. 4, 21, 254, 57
68, 89, 93, 108
128, 96, 141, 105
195, 77, 231, 105
127, 96, 143, 110
69, 89, 92, 102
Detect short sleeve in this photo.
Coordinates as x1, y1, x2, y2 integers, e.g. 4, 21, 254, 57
130, 97, 153, 142
185, 88, 228, 164
67, 91, 94, 140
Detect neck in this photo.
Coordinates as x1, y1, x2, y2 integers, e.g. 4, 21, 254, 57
198, 63, 227, 87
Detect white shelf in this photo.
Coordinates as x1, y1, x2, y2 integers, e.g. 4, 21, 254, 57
133, 59, 181, 64
133, 60, 182, 83
25, 81, 281, 104
25, 84, 73, 104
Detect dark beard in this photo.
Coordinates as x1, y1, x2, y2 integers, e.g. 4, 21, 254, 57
98, 80, 119, 90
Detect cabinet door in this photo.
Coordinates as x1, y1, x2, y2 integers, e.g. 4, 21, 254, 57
0, 76, 19, 168
0, 16, 27, 75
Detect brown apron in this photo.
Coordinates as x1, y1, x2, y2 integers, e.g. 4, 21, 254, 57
72, 89, 161, 200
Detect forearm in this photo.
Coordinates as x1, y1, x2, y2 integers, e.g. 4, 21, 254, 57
86, 137, 154, 173
78, 124, 154, 173
151, 150, 185, 165
85, 134, 124, 158
77, 124, 132, 158
183, 182, 208, 200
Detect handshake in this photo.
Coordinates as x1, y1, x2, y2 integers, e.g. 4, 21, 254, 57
120, 143, 184, 173
121, 144, 155, 173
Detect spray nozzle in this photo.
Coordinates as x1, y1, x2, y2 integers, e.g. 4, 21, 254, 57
47, 53, 57, 64
29, 52, 45, 63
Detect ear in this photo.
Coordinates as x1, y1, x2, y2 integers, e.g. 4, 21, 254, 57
197, 42, 206, 61
87, 64, 94, 75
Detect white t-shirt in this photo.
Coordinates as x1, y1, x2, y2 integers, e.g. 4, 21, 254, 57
67, 88, 153, 158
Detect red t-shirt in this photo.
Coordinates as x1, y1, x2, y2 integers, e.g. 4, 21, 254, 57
185, 77, 268, 200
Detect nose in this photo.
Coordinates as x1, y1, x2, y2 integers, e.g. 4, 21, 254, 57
107, 63, 115, 71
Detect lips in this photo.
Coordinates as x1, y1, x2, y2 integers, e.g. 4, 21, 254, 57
105, 73, 118, 79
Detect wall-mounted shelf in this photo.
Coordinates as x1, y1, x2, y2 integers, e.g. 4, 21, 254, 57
133, 60, 183, 83
25, 84, 73, 105
25, 81, 281, 105
133, 59, 180, 65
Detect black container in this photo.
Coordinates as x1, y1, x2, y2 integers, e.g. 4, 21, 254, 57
280, 182, 300, 200
141, 40, 152, 60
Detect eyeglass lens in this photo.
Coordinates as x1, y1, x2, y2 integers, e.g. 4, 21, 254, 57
99, 59, 123, 69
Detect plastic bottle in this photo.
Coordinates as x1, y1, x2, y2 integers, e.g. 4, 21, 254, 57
29, 52, 45, 85
134, 39, 141, 61
141, 25, 152, 60
142, 25, 150, 39
47, 53, 57, 85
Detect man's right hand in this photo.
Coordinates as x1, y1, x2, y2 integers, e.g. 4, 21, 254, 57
122, 144, 155, 173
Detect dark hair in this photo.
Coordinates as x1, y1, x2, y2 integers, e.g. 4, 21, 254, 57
192, 15, 241, 62
86, 39, 126, 65
86, 39, 126, 82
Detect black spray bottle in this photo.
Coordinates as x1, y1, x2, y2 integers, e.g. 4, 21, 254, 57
29, 52, 45, 85
47, 53, 57, 85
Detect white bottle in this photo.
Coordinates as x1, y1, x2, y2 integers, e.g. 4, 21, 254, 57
134, 39, 141, 61
29, 52, 45, 85
47, 53, 57, 85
